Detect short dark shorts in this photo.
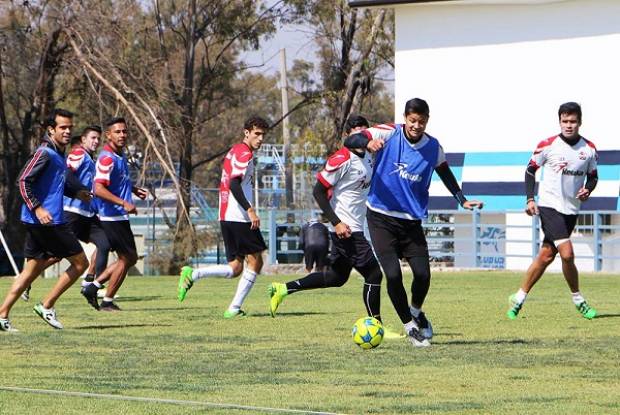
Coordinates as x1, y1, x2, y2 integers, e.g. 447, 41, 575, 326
304, 243, 329, 270
539, 206, 578, 246
329, 232, 378, 269
64, 211, 109, 247
100, 220, 137, 256
220, 221, 267, 262
23, 222, 84, 259
366, 208, 428, 259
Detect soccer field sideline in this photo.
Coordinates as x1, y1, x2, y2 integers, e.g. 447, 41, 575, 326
1, 271, 619, 415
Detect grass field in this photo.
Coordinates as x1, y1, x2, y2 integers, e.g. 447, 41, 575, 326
0, 271, 619, 414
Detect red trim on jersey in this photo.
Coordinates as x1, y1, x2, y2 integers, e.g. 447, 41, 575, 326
316, 172, 332, 189
19, 148, 44, 210
361, 130, 372, 140
373, 123, 396, 130
533, 135, 558, 154
583, 138, 597, 150
94, 178, 110, 186
528, 160, 540, 169
324, 148, 350, 172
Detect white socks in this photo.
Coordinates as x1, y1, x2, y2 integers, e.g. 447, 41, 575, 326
514, 289, 527, 304
571, 291, 585, 305
192, 265, 234, 281
228, 269, 258, 311
403, 320, 417, 333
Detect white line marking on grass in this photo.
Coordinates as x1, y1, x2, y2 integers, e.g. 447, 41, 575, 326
0, 386, 349, 415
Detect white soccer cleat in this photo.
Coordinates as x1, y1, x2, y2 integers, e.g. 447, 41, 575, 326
0, 318, 18, 332
33, 303, 63, 329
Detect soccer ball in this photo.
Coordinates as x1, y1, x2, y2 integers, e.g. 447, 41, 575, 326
352, 317, 384, 349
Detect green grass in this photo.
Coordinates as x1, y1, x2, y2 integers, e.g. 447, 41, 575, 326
0, 271, 619, 414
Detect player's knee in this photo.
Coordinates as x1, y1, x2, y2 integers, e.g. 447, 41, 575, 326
72, 254, 89, 274
324, 270, 347, 287
559, 250, 575, 263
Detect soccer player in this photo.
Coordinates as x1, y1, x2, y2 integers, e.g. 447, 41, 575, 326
344, 98, 483, 347
507, 102, 598, 320
80, 117, 147, 312
0, 109, 91, 332
268, 115, 385, 324
298, 216, 329, 273
63, 126, 112, 287
177, 116, 269, 319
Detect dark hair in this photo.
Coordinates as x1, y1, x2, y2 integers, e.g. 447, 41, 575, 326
558, 102, 582, 122
46, 108, 74, 128
243, 116, 269, 131
70, 135, 82, 146
105, 117, 127, 130
404, 98, 430, 117
82, 125, 102, 136
345, 114, 369, 133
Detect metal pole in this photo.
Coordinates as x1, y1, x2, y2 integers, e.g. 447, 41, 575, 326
593, 212, 601, 271
0, 228, 19, 277
268, 209, 277, 265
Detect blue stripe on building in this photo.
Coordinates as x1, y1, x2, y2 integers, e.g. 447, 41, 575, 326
581, 197, 618, 211
431, 167, 462, 182
462, 182, 525, 196
428, 197, 458, 210
463, 152, 531, 166
445, 153, 465, 166
597, 150, 620, 165
597, 165, 620, 180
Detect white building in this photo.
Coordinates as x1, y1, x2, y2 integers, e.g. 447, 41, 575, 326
349, 0, 620, 271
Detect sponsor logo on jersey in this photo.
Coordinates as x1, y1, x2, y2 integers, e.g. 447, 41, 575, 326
562, 168, 585, 176
389, 162, 422, 182
578, 151, 587, 160
552, 160, 569, 173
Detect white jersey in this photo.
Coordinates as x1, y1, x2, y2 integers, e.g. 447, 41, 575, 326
317, 148, 373, 232
530, 135, 598, 215
219, 143, 255, 222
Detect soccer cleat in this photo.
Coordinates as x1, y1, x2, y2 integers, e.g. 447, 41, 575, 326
412, 311, 433, 339
100, 301, 121, 312
383, 327, 405, 339
576, 301, 597, 320
20, 286, 31, 302
506, 293, 523, 320
407, 326, 431, 347
223, 309, 246, 319
177, 266, 194, 302
268, 282, 288, 318
81, 283, 100, 310
0, 318, 18, 333
33, 303, 63, 329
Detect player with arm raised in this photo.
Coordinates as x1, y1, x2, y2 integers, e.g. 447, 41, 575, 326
507, 102, 598, 320
268, 115, 385, 325
344, 98, 483, 347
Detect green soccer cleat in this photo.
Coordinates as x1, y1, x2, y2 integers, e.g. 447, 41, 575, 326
268, 282, 288, 318
223, 309, 246, 319
177, 266, 194, 302
507, 293, 523, 320
576, 301, 597, 320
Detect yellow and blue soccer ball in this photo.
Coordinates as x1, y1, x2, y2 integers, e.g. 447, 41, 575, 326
352, 317, 384, 349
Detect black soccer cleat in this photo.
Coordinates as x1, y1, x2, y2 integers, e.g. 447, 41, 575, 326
100, 301, 121, 312
412, 311, 433, 340
80, 284, 100, 310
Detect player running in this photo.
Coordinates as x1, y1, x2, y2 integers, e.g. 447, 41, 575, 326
507, 102, 598, 320
177, 116, 269, 318
268, 115, 386, 326
344, 98, 483, 347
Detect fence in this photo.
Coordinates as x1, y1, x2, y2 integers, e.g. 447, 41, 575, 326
150, 209, 620, 274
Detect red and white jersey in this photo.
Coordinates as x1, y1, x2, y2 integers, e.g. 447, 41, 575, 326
530, 135, 598, 215
317, 148, 373, 232
219, 143, 255, 222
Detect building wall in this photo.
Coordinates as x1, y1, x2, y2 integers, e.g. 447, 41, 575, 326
394, 0, 620, 152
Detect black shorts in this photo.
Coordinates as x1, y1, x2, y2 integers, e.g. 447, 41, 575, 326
220, 221, 267, 262
366, 208, 428, 259
539, 206, 578, 246
304, 243, 329, 270
64, 211, 109, 247
100, 220, 137, 256
22, 222, 84, 260
329, 232, 378, 269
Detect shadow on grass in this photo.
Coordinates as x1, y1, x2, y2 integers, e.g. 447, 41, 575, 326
434, 338, 531, 346
249, 311, 330, 318
594, 313, 620, 319
125, 307, 193, 312
115, 296, 164, 302
74, 323, 173, 330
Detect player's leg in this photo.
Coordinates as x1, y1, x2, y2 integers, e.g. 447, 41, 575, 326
0, 258, 49, 323
86, 219, 112, 286
406, 255, 433, 339
355, 261, 382, 321
20, 256, 58, 302
223, 252, 262, 318
177, 260, 238, 302
366, 210, 429, 347
556, 239, 596, 319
